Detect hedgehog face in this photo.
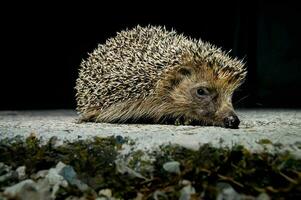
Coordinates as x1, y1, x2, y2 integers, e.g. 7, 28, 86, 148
167, 65, 241, 128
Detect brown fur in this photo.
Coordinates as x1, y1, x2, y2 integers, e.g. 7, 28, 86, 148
80, 62, 242, 127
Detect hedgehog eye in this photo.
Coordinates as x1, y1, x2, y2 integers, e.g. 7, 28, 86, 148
196, 88, 209, 97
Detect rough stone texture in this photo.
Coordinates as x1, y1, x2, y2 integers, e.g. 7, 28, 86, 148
0, 109, 301, 156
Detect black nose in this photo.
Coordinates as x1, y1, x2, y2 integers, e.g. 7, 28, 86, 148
223, 114, 240, 129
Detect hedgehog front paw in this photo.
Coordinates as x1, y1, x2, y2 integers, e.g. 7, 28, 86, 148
174, 117, 193, 126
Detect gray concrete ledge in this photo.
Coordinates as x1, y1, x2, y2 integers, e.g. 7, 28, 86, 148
0, 109, 301, 156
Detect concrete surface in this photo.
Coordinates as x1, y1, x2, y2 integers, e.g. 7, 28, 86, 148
0, 109, 301, 156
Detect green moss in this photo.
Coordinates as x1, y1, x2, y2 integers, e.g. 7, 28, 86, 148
128, 150, 145, 168
149, 144, 301, 199
0, 136, 301, 199
257, 139, 273, 145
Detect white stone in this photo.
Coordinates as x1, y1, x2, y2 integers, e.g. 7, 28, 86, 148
98, 188, 112, 197
163, 161, 180, 174
179, 185, 196, 200
16, 166, 26, 180
4, 179, 35, 197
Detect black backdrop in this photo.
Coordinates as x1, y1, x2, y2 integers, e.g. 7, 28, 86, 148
1, 2, 301, 110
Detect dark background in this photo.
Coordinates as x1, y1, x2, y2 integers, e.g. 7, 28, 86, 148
1, 1, 301, 110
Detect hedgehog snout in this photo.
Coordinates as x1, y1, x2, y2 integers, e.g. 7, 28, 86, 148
223, 113, 240, 129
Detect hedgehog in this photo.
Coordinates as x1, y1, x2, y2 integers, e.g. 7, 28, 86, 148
75, 25, 246, 129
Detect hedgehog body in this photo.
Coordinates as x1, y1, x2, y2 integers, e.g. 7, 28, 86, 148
75, 26, 246, 128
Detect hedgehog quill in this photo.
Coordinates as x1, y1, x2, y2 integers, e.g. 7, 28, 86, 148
75, 26, 246, 128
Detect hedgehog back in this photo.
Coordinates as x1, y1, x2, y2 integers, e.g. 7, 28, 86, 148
75, 26, 190, 113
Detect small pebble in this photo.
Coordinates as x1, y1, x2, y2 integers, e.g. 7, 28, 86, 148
163, 161, 180, 174
98, 188, 112, 198
16, 166, 26, 180
179, 185, 196, 200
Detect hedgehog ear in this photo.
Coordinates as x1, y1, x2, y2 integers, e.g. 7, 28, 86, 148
177, 66, 192, 76
168, 66, 192, 88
